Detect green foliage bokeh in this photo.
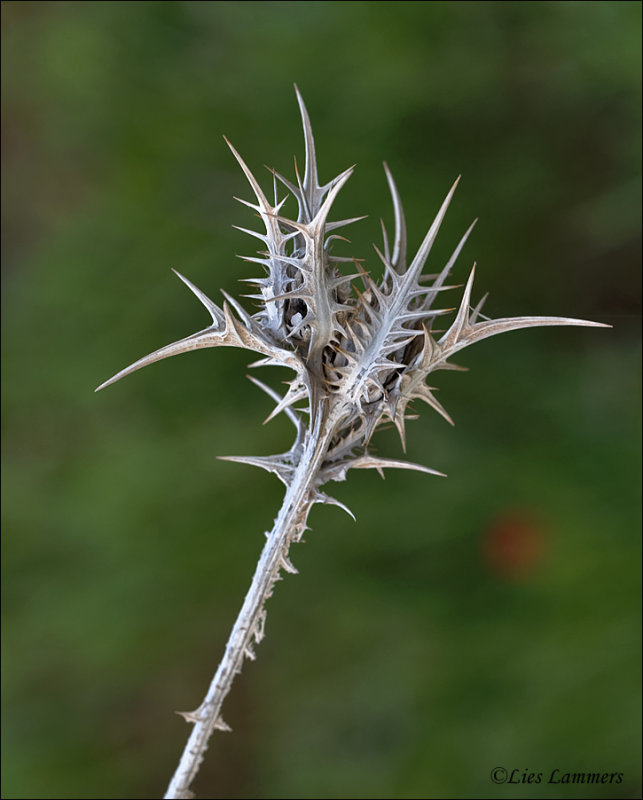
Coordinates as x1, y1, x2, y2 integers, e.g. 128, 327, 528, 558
2, 2, 641, 798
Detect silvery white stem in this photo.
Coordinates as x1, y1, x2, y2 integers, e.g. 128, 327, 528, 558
164, 415, 337, 800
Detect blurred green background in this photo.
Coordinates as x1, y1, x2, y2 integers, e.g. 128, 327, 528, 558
2, 2, 641, 798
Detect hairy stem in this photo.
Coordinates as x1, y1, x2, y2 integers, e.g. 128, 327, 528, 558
164, 413, 337, 799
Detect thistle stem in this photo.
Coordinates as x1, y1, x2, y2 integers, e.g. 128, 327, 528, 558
164, 415, 336, 799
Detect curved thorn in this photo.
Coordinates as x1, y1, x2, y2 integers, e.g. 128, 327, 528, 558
172, 269, 225, 327
95, 326, 220, 392
407, 176, 461, 282
383, 162, 407, 272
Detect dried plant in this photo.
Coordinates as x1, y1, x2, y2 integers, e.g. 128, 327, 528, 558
96, 87, 608, 799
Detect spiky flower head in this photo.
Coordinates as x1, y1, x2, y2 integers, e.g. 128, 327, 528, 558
97, 87, 607, 494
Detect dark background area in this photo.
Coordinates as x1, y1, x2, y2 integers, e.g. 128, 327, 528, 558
2, 2, 641, 798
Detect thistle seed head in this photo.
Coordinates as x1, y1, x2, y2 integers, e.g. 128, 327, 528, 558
97, 87, 609, 485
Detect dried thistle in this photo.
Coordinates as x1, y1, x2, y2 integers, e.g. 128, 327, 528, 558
96, 87, 608, 799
